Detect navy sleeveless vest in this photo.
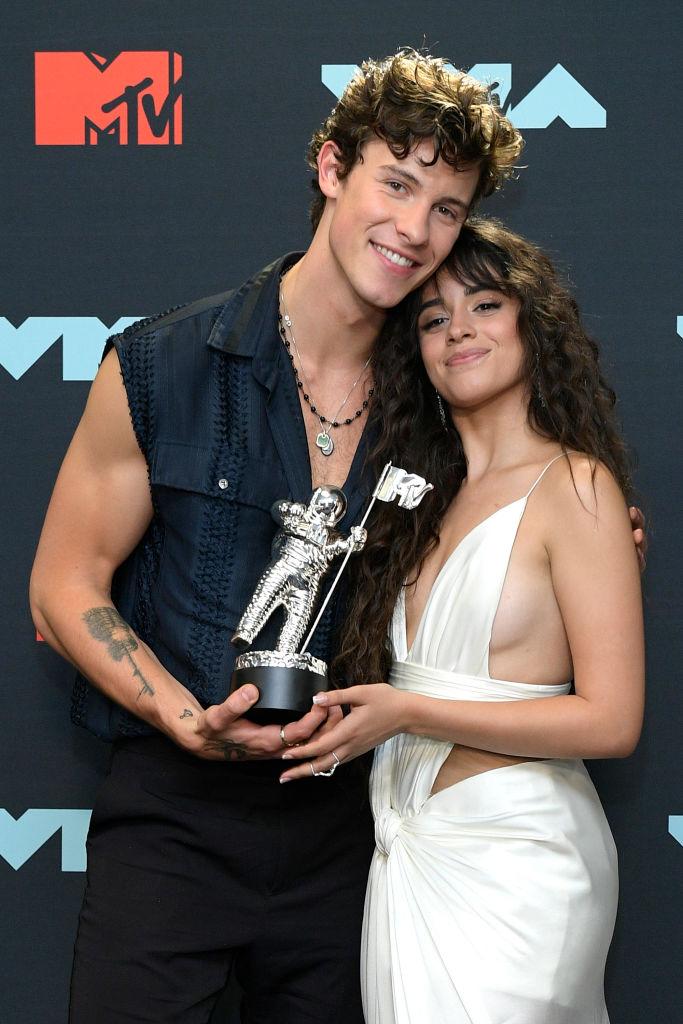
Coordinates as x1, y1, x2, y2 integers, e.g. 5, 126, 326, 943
71, 254, 374, 740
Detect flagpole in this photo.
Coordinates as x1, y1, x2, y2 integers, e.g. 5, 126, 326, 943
299, 462, 393, 655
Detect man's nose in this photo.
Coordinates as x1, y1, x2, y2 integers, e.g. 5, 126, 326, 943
395, 202, 430, 247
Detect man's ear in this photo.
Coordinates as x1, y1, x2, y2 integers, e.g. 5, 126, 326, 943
317, 141, 344, 200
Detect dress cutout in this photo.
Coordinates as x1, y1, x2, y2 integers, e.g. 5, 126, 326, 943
362, 455, 617, 1024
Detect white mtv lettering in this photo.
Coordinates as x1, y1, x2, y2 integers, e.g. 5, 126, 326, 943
0, 808, 91, 871
321, 63, 606, 129
376, 467, 434, 509
0, 316, 141, 381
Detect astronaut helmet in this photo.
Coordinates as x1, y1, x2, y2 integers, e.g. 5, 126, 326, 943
309, 486, 347, 526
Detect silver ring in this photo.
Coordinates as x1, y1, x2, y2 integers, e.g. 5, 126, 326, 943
279, 725, 299, 748
310, 751, 341, 778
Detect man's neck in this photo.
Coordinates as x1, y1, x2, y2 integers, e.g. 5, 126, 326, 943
283, 241, 386, 373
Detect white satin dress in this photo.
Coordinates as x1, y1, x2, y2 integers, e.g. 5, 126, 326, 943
362, 457, 618, 1024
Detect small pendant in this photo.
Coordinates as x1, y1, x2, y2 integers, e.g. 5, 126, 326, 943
316, 431, 335, 456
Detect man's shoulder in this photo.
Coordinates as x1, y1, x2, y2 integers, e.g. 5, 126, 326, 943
104, 252, 298, 360
107, 287, 238, 354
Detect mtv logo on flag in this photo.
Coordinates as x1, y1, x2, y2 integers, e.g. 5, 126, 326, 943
35, 51, 182, 145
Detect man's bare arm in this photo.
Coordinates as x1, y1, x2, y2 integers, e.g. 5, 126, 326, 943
30, 348, 329, 759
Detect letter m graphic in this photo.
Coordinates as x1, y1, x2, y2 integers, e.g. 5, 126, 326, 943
669, 816, 683, 849
0, 317, 141, 380
321, 63, 605, 129
35, 51, 183, 145
0, 809, 91, 871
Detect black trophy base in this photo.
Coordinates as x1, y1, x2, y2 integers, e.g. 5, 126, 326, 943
230, 656, 329, 724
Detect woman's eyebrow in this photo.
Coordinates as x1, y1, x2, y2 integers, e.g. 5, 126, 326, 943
418, 296, 445, 314
464, 284, 502, 296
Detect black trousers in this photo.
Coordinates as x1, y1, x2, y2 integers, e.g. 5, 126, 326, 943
69, 736, 375, 1023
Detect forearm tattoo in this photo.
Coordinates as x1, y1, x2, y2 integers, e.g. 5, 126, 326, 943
202, 738, 250, 762
82, 607, 155, 699
179, 708, 194, 719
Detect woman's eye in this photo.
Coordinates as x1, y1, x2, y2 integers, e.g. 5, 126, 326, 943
420, 316, 449, 331
475, 301, 502, 312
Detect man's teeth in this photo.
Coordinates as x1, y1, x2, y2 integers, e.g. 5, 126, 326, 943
374, 244, 415, 267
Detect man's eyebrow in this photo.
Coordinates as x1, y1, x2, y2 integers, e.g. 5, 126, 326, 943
380, 163, 421, 187
418, 296, 445, 314
379, 164, 470, 212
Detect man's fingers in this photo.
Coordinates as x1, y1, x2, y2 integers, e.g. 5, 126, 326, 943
200, 685, 260, 733
315, 706, 344, 734
281, 719, 350, 763
197, 687, 344, 761
281, 703, 329, 745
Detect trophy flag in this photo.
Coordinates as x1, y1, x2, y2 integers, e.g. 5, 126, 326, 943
373, 463, 434, 509
300, 463, 433, 654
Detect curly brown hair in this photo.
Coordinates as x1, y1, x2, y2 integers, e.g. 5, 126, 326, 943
307, 49, 523, 231
333, 217, 633, 686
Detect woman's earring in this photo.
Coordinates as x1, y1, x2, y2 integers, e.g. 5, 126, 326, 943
435, 389, 448, 430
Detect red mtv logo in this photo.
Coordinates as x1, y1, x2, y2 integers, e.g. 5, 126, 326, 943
35, 51, 182, 145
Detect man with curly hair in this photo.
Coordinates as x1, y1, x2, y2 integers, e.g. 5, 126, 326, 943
31, 51, 522, 1023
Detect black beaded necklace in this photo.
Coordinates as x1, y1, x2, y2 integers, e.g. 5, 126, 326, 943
277, 282, 374, 457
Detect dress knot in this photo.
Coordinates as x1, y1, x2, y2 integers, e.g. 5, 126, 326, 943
375, 807, 403, 856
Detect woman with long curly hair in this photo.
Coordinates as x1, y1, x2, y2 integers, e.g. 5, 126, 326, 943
280, 219, 645, 1023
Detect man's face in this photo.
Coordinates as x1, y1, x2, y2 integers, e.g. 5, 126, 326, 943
323, 138, 480, 311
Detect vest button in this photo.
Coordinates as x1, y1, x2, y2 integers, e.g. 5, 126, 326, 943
218, 478, 229, 490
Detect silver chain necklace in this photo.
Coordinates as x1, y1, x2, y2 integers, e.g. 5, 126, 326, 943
278, 281, 373, 457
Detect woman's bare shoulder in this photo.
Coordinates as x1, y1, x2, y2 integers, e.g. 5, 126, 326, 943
540, 451, 631, 537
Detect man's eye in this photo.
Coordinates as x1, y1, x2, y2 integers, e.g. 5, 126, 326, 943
475, 301, 502, 312
387, 180, 406, 192
435, 205, 456, 219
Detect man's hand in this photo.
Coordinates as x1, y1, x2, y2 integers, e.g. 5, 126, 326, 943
187, 684, 342, 762
629, 506, 647, 573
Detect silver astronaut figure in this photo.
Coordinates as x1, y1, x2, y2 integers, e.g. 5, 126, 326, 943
231, 486, 367, 654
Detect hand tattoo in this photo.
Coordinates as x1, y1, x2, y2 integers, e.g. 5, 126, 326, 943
179, 708, 194, 719
83, 607, 155, 699
202, 738, 250, 762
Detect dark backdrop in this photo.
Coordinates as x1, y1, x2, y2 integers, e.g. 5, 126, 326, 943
1, 2, 681, 1021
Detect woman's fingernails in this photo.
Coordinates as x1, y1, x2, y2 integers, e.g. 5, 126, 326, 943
279, 776, 291, 784
312, 694, 328, 705
282, 753, 294, 760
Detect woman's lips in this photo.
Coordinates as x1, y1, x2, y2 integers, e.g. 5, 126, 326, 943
446, 348, 490, 366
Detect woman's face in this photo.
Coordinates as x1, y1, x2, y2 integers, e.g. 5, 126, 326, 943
418, 270, 526, 412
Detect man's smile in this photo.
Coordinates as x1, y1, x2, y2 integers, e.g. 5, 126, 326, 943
371, 242, 420, 270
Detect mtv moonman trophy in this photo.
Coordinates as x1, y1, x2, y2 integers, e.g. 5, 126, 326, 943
229, 463, 434, 723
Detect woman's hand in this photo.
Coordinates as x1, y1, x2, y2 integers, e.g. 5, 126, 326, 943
279, 683, 409, 782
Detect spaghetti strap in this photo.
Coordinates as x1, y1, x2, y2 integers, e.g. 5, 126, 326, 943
524, 452, 569, 498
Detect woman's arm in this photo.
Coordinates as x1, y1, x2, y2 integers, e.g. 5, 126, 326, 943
280, 457, 645, 780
